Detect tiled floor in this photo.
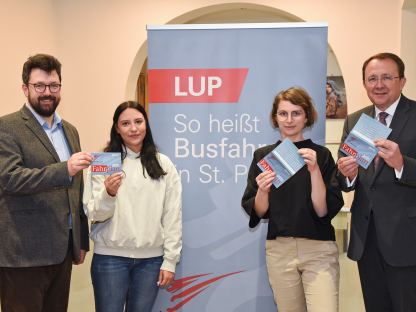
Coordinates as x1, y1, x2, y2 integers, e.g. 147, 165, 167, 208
68, 254, 94, 311
338, 253, 365, 312
66, 249, 365, 312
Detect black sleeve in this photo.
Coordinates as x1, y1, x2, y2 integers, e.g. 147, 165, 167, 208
319, 148, 344, 223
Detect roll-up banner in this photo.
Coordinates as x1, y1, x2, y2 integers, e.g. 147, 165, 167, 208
147, 23, 328, 312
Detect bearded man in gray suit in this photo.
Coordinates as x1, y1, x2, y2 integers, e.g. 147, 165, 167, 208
0, 54, 93, 312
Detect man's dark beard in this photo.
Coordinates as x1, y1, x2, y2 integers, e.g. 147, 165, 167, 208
29, 96, 60, 117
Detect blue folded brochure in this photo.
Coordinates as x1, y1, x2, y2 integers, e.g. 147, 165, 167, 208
339, 113, 392, 169
257, 138, 305, 188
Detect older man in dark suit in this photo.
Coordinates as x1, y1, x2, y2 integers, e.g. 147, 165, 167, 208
337, 52, 416, 312
0, 54, 93, 312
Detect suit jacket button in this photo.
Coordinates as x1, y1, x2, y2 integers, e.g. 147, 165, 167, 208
365, 215, 369, 220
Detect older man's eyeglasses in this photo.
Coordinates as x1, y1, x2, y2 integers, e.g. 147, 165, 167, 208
28, 83, 62, 93
366, 75, 400, 86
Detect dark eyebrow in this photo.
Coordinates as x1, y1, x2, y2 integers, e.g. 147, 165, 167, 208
277, 109, 303, 112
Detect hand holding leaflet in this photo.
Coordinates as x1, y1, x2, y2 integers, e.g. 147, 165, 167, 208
339, 113, 392, 169
257, 138, 305, 188
91, 152, 122, 175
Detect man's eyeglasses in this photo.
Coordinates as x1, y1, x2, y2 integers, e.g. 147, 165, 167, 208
276, 110, 304, 121
365, 75, 400, 86
28, 83, 62, 93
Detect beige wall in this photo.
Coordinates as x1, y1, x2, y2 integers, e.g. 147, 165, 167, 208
401, 8, 416, 100
1, 0, 414, 152
1, 0, 58, 115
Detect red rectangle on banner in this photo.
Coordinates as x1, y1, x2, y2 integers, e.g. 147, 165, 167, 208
148, 68, 248, 103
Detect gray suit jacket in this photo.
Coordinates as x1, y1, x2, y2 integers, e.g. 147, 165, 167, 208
338, 95, 416, 266
0, 105, 89, 267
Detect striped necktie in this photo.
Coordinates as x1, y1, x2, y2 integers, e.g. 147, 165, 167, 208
374, 112, 389, 169
378, 111, 388, 126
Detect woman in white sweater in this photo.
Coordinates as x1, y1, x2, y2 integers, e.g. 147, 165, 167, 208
83, 101, 182, 312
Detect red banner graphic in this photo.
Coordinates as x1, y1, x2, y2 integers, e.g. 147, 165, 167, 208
164, 271, 243, 311
148, 68, 249, 103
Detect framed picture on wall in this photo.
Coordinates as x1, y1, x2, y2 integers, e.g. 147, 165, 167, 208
326, 76, 348, 119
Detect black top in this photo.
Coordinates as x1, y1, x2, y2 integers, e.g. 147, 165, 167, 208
241, 139, 344, 241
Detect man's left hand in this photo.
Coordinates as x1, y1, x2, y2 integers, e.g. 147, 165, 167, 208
374, 139, 404, 171
73, 249, 87, 265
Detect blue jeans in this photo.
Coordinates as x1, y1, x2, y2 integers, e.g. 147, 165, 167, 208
91, 254, 163, 312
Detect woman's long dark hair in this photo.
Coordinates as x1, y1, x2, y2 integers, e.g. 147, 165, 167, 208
104, 101, 166, 180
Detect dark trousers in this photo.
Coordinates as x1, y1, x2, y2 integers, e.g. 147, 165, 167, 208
358, 214, 416, 312
0, 239, 73, 312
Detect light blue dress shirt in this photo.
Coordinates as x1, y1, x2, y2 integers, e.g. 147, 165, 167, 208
26, 103, 73, 228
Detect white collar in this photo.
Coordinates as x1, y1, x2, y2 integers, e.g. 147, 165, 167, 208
123, 145, 141, 158
374, 95, 400, 118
